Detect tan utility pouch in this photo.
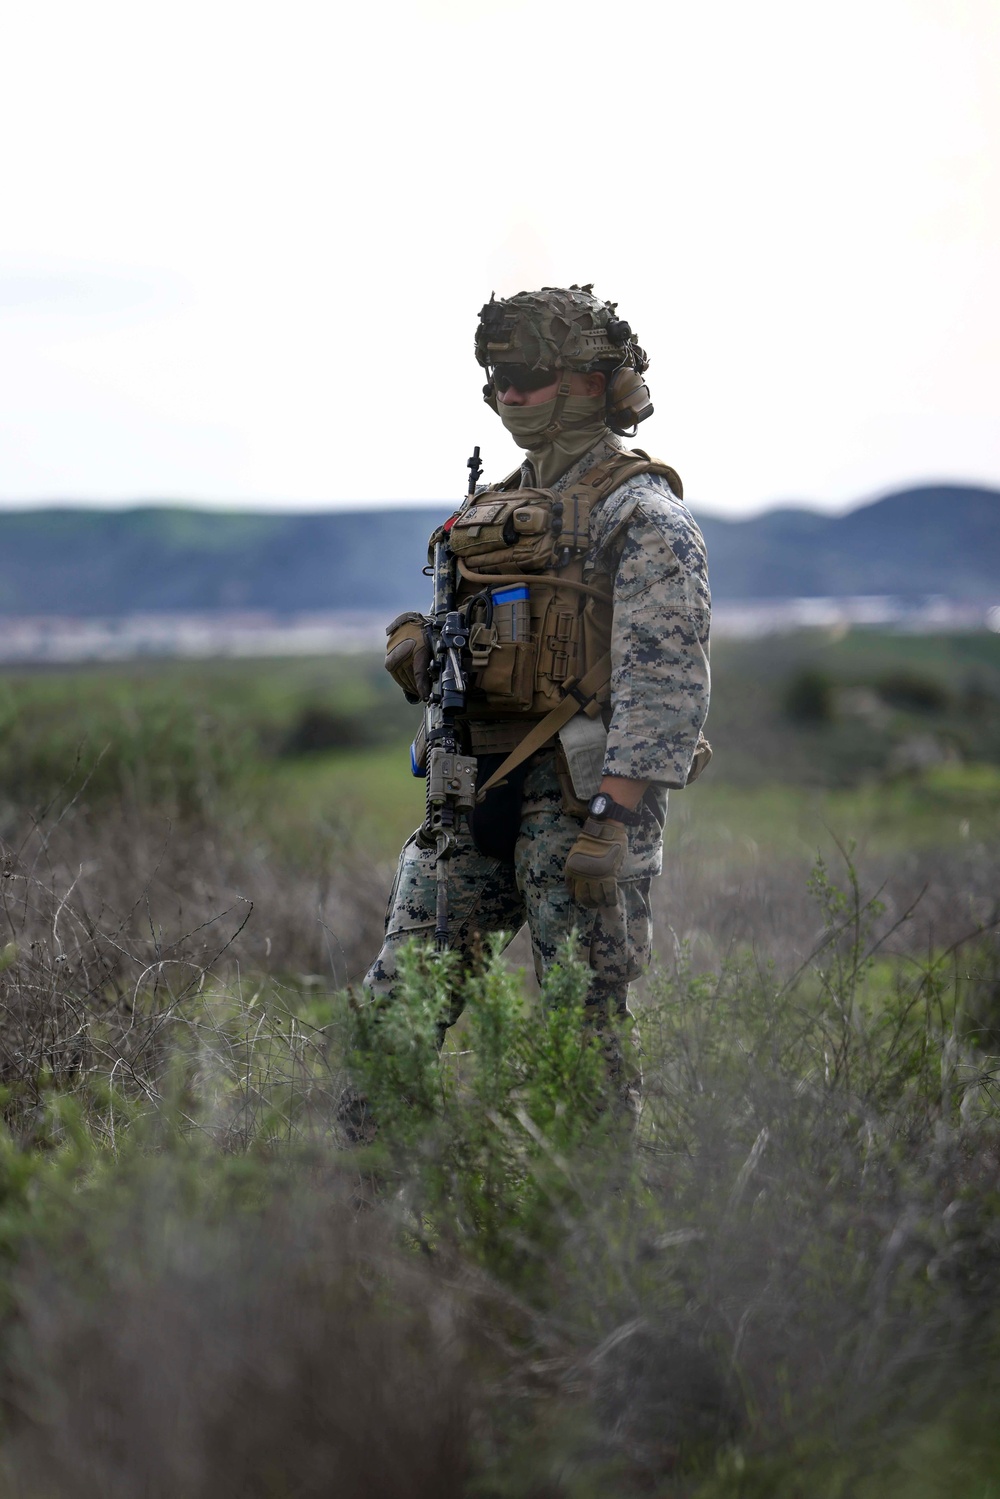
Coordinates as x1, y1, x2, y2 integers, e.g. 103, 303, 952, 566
464, 586, 534, 711
447, 491, 571, 573
473, 642, 534, 710
557, 712, 607, 800
554, 744, 591, 820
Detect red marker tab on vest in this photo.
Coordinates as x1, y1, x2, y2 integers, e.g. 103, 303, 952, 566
443, 513, 460, 532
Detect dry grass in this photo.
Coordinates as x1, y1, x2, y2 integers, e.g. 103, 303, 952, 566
0, 797, 391, 1134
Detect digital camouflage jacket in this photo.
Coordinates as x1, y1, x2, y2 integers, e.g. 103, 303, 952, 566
526, 433, 712, 791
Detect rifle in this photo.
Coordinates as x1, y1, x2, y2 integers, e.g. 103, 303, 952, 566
414, 448, 482, 950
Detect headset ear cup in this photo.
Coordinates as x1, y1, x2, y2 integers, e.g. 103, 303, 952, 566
606, 367, 653, 435
483, 381, 499, 413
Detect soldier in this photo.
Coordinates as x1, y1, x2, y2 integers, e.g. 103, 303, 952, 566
360, 284, 711, 1121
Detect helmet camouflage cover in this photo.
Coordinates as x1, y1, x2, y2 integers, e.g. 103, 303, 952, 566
475, 283, 649, 376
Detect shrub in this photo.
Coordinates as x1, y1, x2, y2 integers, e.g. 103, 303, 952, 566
348, 937, 621, 1283
782, 667, 835, 724
875, 669, 952, 713
280, 705, 374, 755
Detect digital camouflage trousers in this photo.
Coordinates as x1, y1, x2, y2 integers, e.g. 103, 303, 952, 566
363, 752, 668, 1101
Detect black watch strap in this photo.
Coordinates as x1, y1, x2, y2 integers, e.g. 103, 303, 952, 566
588, 792, 642, 827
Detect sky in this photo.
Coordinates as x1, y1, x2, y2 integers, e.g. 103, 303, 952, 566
0, 0, 997, 518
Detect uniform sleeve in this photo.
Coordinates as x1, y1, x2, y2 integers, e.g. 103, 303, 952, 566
601, 489, 712, 787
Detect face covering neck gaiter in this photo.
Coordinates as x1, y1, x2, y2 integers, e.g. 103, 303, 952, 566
496, 391, 609, 488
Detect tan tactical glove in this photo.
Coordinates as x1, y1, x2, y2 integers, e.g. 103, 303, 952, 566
385, 612, 432, 703
564, 817, 628, 908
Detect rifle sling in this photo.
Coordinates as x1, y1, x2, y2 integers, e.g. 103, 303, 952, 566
475, 652, 612, 802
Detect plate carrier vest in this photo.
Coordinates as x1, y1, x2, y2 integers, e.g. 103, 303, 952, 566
436, 447, 683, 725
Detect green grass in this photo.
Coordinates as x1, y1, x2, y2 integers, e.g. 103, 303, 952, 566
711, 626, 1000, 687
0, 652, 404, 728
258, 740, 424, 855
0, 654, 416, 819
260, 746, 1000, 863
667, 763, 1000, 859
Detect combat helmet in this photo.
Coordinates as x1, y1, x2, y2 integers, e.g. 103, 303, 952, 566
475, 283, 653, 436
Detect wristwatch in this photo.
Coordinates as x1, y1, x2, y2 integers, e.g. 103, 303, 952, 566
588, 792, 642, 827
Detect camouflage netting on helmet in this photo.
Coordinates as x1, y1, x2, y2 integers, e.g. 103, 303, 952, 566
475, 283, 648, 375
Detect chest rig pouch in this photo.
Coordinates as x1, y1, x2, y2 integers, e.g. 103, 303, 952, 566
444, 450, 683, 720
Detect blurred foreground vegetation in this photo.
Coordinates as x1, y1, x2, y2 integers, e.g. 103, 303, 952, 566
0, 629, 998, 1495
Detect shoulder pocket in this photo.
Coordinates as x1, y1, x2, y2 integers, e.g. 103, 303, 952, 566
611, 504, 696, 603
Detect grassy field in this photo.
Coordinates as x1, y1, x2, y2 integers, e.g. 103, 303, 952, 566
0, 630, 998, 1496
264, 743, 1000, 862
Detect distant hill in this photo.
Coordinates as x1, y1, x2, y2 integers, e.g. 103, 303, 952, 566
0, 507, 442, 616
0, 483, 996, 617
697, 485, 1000, 600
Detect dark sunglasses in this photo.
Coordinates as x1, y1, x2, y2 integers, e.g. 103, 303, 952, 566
491, 365, 558, 394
